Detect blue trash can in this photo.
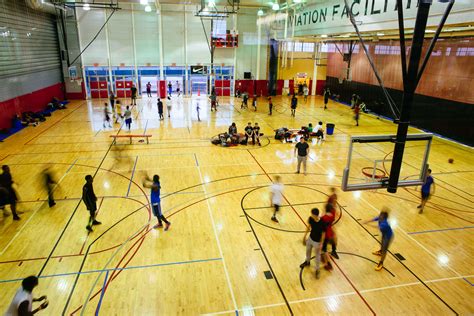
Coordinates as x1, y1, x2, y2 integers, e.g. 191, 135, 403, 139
326, 123, 335, 135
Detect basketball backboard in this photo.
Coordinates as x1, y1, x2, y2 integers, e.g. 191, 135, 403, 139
341, 133, 433, 192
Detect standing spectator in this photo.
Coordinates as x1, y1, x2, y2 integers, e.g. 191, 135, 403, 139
303, 84, 309, 103
168, 81, 172, 96
364, 208, 393, 271
268, 96, 273, 115
294, 138, 309, 174
354, 103, 360, 126
0, 165, 20, 220
270, 175, 284, 223
146, 82, 152, 98
142, 174, 171, 230
253, 123, 261, 146
418, 169, 435, 214
252, 95, 257, 111
157, 98, 164, 120
82, 175, 101, 232
300, 208, 326, 279
291, 94, 298, 117
244, 122, 253, 145
210, 92, 217, 112
4, 276, 48, 316
323, 88, 330, 110
131, 84, 137, 105
166, 98, 172, 118
124, 106, 132, 130
241, 93, 249, 109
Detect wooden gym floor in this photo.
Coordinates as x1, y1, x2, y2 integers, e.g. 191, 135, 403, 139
0, 95, 472, 315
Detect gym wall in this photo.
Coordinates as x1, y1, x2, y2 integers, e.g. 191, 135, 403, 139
0, 0, 63, 130
325, 38, 474, 146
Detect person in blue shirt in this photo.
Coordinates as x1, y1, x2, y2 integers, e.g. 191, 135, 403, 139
418, 169, 435, 214
364, 208, 393, 271
143, 174, 171, 230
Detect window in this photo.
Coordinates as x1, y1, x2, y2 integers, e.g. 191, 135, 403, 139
302, 42, 314, 52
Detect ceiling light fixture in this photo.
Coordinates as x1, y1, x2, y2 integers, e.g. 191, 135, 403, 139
83, 3, 90, 11
272, 2, 280, 10
321, 34, 328, 38
376, 32, 385, 36
257, 8, 264, 16
145, 5, 152, 12
140, 0, 148, 5
208, 0, 216, 7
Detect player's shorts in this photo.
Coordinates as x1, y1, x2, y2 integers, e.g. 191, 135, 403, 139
421, 191, 430, 200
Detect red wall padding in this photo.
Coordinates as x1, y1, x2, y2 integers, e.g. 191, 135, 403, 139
276, 80, 284, 95
0, 83, 64, 130
235, 80, 255, 95
255, 80, 268, 97
289, 80, 295, 95
316, 80, 326, 95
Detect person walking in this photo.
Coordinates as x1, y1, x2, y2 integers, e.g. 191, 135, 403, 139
82, 175, 101, 232
300, 208, 326, 279
166, 97, 172, 118
115, 100, 123, 124
103, 103, 112, 128
210, 93, 217, 112
303, 84, 309, 103
4, 276, 48, 316
43, 167, 56, 207
143, 174, 171, 230
270, 175, 284, 223
157, 98, 164, 120
418, 169, 435, 214
146, 82, 152, 98
290, 94, 298, 117
131, 84, 137, 105
176, 81, 181, 96
354, 103, 360, 126
167, 81, 172, 96
294, 138, 309, 174
323, 88, 330, 110
0, 165, 20, 220
268, 96, 273, 115
252, 95, 257, 111
109, 92, 115, 111
124, 106, 132, 130
364, 208, 393, 271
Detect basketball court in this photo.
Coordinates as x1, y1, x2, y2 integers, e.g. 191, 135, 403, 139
0, 0, 473, 315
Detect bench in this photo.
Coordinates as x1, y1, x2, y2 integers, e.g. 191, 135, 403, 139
110, 134, 152, 144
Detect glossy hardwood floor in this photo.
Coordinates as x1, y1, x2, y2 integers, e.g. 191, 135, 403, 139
0, 95, 472, 315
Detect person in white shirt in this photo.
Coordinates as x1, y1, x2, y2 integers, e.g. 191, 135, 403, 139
4, 276, 48, 316
315, 121, 324, 143
270, 175, 284, 223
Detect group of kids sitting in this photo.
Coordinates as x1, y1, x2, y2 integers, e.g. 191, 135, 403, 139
275, 121, 325, 143
212, 122, 263, 147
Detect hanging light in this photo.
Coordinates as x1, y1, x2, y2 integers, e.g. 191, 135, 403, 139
140, 0, 148, 5
83, 3, 90, 11
144, 5, 152, 12
257, 8, 264, 16
293, 0, 302, 3
208, 0, 216, 7
272, 2, 280, 10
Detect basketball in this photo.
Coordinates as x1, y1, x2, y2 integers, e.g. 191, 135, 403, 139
448, 158, 454, 164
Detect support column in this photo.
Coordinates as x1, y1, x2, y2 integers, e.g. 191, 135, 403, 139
184, 5, 188, 96
311, 42, 320, 96
256, 22, 261, 80
104, 9, 114, 92
232, 14, 237, 95
131, 4, 139, 88
158, 6, 164, 80
290, 8, 296, 67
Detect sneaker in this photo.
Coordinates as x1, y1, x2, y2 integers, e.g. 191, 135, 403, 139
315, 269, 320, 279
49, 202, 56, 207
295, 171, 300, 174
13, 215, 20, 221
330, 251, 339, 259
324, 262, 333, 271
164, 222, 171, 231
417, 205, 422, 208
418, 209, 423, 214
86, 225, 93, 232
375, 262, 383, 271
299, 261, 310, 269
92, 220, 102, 225
372, 250, 382, 256
153, 224, 163, 229
271, 216, 279, 223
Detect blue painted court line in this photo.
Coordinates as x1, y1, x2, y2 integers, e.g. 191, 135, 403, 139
96, 270, 109, 315
407, 226, 474, 235
126, 156, 139, 197
143, 119, 149, 135
0, 258, 222, 284
463, 278, 474, 286
65, 158, 78, 173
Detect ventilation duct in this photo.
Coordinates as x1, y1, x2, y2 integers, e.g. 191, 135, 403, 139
25, 0, 61, 14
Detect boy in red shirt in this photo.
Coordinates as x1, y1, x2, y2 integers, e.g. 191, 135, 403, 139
321, 203, 337, 270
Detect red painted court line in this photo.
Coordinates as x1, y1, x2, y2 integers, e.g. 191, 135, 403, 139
246, 149, 306, 226
330, 257, 376, 315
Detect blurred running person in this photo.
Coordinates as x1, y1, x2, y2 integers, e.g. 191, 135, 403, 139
103, 103, 112, 128
270, 176, 284, 223
268, 96, 273, 115
4, 276, 49, 316
143, 174, 171, 230
43, 166, 56, 207
0, 165, 20, 220
364, 208, 393, 271
418, 169, 435, 214
124, 106, 132, 130
300, 208, 326, 279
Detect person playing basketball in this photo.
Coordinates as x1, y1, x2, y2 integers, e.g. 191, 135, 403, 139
418, 169, 435, 214
364, 208, 393, 271
270, 176, 284, 223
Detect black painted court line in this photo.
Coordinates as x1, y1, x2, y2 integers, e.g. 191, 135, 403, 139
243, 201, 328, 211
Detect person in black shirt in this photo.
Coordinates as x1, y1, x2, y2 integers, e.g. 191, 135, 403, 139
131, 84, 137, 105
244, 122, 253, 145
291, 94, 297, 117
43, 167, 56, 207
300, 208, 326, 279
0, 165, 20, 220
268, 97, 273, 115
253, 123, 261, 146
157, 98, 164, 120
228, 122, 237, 135
146, 82, 152, 97
82, 175, 101, 232
294, 138, 309, 174
323, 88, 330, 110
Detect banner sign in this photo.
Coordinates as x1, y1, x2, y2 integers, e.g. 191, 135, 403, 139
284, 0, 474, 36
